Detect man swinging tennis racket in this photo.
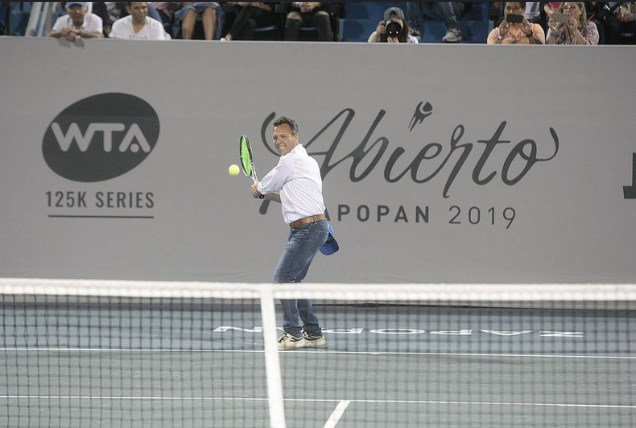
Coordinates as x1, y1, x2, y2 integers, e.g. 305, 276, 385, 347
250, 116, 329, 351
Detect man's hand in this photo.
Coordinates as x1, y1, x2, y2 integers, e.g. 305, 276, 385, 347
251, 182, 262, 199
62, 28, 79, 41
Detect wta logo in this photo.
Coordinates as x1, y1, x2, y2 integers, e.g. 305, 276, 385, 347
42, 93, 159, 182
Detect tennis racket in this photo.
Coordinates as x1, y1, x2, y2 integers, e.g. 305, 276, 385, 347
239, 135, 258, 183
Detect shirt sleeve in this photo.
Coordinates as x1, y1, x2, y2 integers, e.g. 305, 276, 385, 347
52, 16, 66, 32
85, 14, 103, 34
109, 20, 124, 38
258, 155, 293, 195
486, 28, 500, 44
151, 19, 166, 39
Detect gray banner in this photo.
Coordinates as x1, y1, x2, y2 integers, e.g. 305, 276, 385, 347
0, 38, 634, 283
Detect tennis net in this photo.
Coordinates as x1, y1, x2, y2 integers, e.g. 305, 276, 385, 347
1, 279, 635, 427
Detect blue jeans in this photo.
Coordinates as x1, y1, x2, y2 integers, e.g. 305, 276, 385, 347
408, 2, 464, 30
273, 220, 329, 338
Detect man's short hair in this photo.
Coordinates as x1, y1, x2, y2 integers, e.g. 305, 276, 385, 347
273, 116, 299, 135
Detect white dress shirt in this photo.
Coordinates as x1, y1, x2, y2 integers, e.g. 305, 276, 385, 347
258, 144, 325, 224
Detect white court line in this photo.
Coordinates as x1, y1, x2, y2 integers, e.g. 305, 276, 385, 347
323, 400, 350, 428
2, 347, 636, 360
1, 396, 635, 410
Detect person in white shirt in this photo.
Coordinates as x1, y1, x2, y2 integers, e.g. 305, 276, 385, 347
250, 116, 329, 351
49, 2, 103, 40
110, 2, 166, 40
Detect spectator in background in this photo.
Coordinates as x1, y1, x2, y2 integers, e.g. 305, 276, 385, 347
175, 2, 224, 40
102, 2, 163, 37
49, 2, 103, 40
585, 2, 609, 44
284, 2, 332, 41
221, 2, 279, 41
153, 2, 182, 37
103, 2, 123, 35
546, 2, 599, 44
488, 2, 545, 44
543, 2, 563, 19
407, 2, 464, 43
77, 2, 110, 36
368, 6, 419, 43
109, 2, 167, 39
524, 2, 542, 24
604, 2, 636, 44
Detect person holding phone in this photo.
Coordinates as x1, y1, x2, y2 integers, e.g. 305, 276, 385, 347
487, 2, 545, 44
546, 2, 599, 44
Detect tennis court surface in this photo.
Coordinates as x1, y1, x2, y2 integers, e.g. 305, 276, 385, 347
1, 280, 635, 427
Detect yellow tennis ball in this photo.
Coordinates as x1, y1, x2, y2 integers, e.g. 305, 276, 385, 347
228, 164, 240, 176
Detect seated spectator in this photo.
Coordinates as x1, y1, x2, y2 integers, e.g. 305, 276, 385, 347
49, 2, 103, 40
407, 2, 464, 43
585, 2, 609, 44
102, 2, 163, 37
109, 2, 167, 39
284, 2, 332, 41
175, 2, 224, 40
487, 2, 545, 44
153, 2, 182, 37
368, 7, 419, 43
546, 2, 599, 44
221, 2, 279, 41
604, 2, 636, 44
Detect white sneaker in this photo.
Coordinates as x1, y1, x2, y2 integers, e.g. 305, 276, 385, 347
303, 332, 326, 348
442, 28, 462, 43
277, 333, 307, 351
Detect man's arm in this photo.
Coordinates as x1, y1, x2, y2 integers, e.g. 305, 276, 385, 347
251, 182, 281, 203
77, 29, 103, 38
262, 192, 281, 203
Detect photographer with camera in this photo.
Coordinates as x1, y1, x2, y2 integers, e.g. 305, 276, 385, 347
368, 7, 418, 43
487, 2, 545, 44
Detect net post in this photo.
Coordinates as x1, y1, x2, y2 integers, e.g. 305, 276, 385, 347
259, 283, 286, 428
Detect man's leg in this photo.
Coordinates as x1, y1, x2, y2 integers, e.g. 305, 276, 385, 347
284, 11, 301, 40
421, 2, 463, 42
273, 222, 328, 339
201, 7, 217, 40
312, 10, 332, 41
279, 299, 302, 337
298, 299, 321, 336
181, 10, 196, 39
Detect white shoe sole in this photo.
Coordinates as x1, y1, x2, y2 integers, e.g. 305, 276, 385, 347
304, 336, 326, 347
278, 337, 307, 351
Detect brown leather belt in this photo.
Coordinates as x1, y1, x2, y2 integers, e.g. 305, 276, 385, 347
290, 214, 326, 229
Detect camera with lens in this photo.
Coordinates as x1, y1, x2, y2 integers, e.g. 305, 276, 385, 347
381, 20, 404, 41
